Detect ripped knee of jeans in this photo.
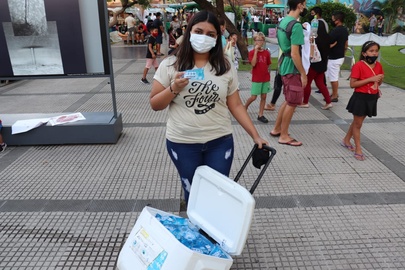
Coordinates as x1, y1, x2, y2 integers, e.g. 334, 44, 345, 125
170, 148, 178, 160
181, 177, 191, 193
225, 148, 232, 160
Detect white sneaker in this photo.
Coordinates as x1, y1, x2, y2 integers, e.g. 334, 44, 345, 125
0, 143, 7, 152
321, 103, 333, 110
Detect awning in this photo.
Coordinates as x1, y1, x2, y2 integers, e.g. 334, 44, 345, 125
169, 1, 200, 10
263, 4, 285, 9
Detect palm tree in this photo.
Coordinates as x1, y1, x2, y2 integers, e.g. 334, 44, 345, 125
374, 0, 405, 33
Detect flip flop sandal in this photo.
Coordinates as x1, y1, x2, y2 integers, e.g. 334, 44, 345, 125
270, 132, 290, 137
340, 141, 355, 151
354, 153, 365, 161
278, 139, 303, 147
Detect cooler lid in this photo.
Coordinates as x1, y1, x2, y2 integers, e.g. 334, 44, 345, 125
187, 165, 255, 256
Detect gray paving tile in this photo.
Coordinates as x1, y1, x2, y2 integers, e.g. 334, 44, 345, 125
295, 194, 343, 207
255, 196, 296, 209
43, 200, 92, 212
0, 200, 48, 212
338, 193, 385, 206
86, 200, 135, 212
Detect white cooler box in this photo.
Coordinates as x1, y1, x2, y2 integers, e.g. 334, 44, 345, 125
117, 165, 256, 270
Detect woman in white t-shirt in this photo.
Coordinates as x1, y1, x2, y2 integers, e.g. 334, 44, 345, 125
150, 10, 268, 203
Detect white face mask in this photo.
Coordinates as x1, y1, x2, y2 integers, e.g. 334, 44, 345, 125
190, 33, 217, 53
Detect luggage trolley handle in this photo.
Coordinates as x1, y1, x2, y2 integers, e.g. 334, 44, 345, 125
234, 144, 277, 194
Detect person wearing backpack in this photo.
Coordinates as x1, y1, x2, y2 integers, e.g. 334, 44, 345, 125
270, 0, 307, 146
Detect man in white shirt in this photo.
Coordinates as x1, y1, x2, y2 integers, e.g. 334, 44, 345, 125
253, 14, 260, 31
125, 13, 136, 45
369, 13, 377, 33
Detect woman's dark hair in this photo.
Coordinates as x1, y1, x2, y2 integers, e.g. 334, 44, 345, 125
228, 32, 237, 40
167, 26, 173, 34
359, 41, 380, 61
175, 28, 183, 37
218, 17, 226, 27
311, 7, 322, 17
173, 10, 230, 75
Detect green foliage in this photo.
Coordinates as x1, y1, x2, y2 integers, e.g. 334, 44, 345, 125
374, 0, 404, 34
137, 0, 150, 9
303, 2, 357, 33
392, 25, 405, 34
224, 5, 243, 22
118, 0, 150, 9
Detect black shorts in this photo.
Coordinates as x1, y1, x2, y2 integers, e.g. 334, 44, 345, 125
156, 34, 163, 44
346, 92, 378, 117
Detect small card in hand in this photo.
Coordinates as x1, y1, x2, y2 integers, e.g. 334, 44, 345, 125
183, 68, 204, 80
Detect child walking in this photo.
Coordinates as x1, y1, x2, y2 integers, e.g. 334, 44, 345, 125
0, 119, 7, 152
342, 41, 384, 161
245, 32, 271, 123
141, 27, 159, 84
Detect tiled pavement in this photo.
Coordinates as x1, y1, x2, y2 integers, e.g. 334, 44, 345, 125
1, 42, 405, 269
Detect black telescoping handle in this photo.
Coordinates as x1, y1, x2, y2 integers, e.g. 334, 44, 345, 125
234, 144, 277, 194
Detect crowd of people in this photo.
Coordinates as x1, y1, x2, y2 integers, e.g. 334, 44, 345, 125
354, 13, 385, 35
143, 3, 385, 202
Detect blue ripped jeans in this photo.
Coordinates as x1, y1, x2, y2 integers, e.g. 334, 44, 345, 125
166, 134, 234, 203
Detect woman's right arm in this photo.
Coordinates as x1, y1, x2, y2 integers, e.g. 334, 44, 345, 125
150, 73, 188, 111
149, 81, 176, 111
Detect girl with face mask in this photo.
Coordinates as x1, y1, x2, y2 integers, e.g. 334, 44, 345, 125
342, 41, 384, 161
149, 10, 268, 203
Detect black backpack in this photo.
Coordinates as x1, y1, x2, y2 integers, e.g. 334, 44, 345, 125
277, 20, 300, 42
276, 20, 302, 72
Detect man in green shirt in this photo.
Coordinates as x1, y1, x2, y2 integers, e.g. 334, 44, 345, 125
270, 0, 307, 146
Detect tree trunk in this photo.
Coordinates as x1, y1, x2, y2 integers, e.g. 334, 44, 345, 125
193, 0, 249, 60
108, 1, 137, 28
237, 38, 249, 63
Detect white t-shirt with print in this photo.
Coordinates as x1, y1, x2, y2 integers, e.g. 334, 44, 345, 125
154, 56, 239, 144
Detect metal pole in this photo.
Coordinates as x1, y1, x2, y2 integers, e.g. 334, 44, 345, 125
103, 0, 118, 118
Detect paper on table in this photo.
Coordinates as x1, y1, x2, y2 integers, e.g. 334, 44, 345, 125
12, 118, 50, 135
48, 113, 86, 126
